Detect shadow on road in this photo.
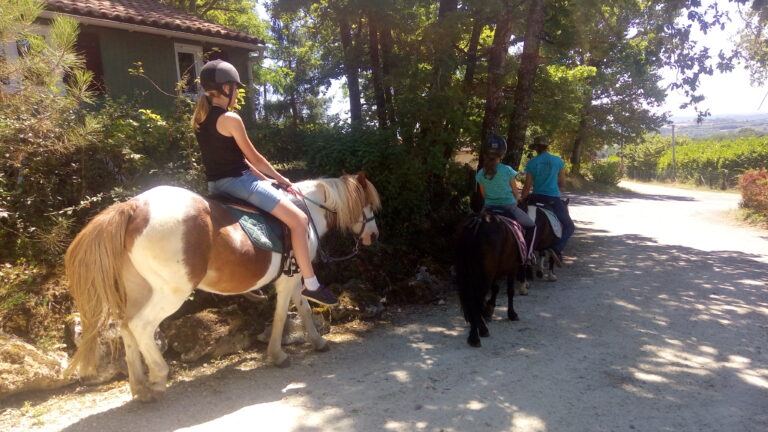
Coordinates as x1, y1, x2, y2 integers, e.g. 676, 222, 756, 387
49, 226, 768, 432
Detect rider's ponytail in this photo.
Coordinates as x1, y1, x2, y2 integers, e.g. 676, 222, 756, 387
191, 93, 211, 130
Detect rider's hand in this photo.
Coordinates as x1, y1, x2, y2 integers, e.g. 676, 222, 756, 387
278, 176, 293, 188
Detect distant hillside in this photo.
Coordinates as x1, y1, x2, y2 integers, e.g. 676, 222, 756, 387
660, 113, 768, 139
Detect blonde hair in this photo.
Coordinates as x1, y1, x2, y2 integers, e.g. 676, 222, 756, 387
315, 175, 381, 231
191, 93, 212, 130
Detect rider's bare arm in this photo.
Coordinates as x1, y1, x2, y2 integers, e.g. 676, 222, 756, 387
522, 173, 533, 199
510, 179, 521, 202
558, 169, 566, 190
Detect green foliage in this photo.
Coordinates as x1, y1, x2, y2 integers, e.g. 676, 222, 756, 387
585, 159, 623, 186
0, 2, 204, 262
304, 126, 430, 237
622, 135, 677, 181
159, 0, 268, 39
1, 95, 204, 262
739, 169, 768, 216
657, 137, 768, 189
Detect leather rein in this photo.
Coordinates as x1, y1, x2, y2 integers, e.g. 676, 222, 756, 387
287, 186, 375, 264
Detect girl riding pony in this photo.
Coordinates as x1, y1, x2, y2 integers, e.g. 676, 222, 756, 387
192, 59, 336, 306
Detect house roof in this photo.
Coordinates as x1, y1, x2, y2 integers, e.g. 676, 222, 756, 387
45, 0, 264, 46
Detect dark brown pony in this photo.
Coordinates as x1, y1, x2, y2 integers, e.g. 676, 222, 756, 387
454, 211, 528, 347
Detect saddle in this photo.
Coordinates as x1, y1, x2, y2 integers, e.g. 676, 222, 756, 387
526, 204, 563, 239
210, 194, 289, 253
485, 210, 529, 264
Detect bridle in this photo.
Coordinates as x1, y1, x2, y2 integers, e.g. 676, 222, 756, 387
287, 186, 376, 263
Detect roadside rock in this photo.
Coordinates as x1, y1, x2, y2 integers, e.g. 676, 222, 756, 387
0, 332, 74, 400
257, 310, 330, 345
164, 305, 253, 362
332, 279, 386, 322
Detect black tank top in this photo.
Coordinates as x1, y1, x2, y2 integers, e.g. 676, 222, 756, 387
195, 106, 248, 181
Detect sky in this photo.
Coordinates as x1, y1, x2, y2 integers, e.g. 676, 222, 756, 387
659, 1, 768, 120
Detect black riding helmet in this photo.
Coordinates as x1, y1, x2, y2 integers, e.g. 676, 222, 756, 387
484, 135, 507, 158
199, 59, 243, 99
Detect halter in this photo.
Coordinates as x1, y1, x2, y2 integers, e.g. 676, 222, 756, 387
287, 186, 375, 263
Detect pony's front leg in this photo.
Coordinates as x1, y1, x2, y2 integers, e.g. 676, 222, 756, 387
287, 279, 329, 352
267, 277, 293, 367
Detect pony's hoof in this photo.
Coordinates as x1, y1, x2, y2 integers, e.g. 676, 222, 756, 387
508, 312, 519, 321
519, 285, 529, 296
546, 274, 558, 282
467, 337, 482, 347
270, 351, 290, 368
274, 357, 291, 368
314, 340, 330, 352
133, 388, 158, 403
479, 328, 490, 338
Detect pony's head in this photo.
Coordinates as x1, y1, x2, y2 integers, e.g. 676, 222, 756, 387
318, 172, 381, 245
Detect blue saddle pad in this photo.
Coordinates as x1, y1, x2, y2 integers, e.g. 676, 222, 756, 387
223, 205, 286, 254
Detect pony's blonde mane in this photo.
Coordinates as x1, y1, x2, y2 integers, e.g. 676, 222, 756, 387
314, 175, 381, 231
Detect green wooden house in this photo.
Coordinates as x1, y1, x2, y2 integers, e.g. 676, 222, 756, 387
41, 0, 265, 111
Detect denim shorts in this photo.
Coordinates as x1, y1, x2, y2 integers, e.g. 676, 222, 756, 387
208, 171, 283, 212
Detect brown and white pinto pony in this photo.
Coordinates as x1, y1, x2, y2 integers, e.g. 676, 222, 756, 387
64, 173, 380, 402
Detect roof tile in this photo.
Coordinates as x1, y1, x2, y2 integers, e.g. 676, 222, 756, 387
45, 0, 263, 45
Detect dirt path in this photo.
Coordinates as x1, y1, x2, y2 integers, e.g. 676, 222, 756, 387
3, 182, 767, 432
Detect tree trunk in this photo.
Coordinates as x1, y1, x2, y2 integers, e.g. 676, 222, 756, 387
504, 0, 546, 171
438, 0, 458, 18
289, 92, 300, 127
570, 111, 589, 175
339, 16, 362, 125
262, 83, 268, 124
432, 0, 459, 93
380, 22, 397, 125
463, 12, 483, 91
368, 13, 387, 129
479, 5, 515, 169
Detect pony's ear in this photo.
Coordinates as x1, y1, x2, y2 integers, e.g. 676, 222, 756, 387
357, 171, 368, 190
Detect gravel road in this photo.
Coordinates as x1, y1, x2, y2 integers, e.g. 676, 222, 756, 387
3, 181, 767, 432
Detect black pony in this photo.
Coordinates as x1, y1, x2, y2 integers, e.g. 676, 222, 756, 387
454, 211, 529, 347
520, 197, 570, 282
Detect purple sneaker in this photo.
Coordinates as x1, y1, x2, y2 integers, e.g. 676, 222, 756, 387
301, 284, 338, 306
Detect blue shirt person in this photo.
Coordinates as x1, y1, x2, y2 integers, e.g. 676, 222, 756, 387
521, 136, 575, 261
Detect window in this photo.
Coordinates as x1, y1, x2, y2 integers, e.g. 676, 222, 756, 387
1, 24, 64, 93
174, 43, 202, 97
75, 29, 105, 93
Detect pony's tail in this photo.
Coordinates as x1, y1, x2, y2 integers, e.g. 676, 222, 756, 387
64, 200, 136, 378
455, 216, 488, 323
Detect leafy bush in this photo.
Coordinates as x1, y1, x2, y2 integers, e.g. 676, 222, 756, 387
585, 159, 623, 185
0, 3, 204, 262
739, 169, 768, 215
622, 135, 673, 181
304, 126, 430, 237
